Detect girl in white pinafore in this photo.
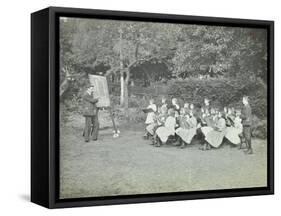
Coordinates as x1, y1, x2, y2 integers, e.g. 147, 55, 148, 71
205, 112, 226, 148
146, 106, 168, 136
143, 99, 157, 139
225, 110, 243, 145
145, 99, 157, 125
155, 109, 176, 145
201, 108, 216, 137
176, 110, 197, 147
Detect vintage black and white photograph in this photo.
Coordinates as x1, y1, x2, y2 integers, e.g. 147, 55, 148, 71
59, 17, 268, 199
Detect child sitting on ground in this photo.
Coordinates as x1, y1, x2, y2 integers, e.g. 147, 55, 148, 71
200, 108, 215, 137
176, 109, 198, 149
143, 98, 157, 139
225, 109, 243, 146
154, 108, 176, 147
225, 107, 236, 127
160, 96, 168, 110
171, 98, 180, 117
202, 111, 227, 150
146, 106, 168, 145
184, 102, 190, 113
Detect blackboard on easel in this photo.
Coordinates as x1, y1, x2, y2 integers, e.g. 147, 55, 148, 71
88, 74, 118, 134
88, 74, 111, 107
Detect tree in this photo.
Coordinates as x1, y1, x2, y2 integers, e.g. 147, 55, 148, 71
109, 21, 179, 108
60, 18, 267, 108
171, 25, 234, 78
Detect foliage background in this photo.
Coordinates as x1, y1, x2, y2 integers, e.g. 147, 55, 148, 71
59, 17, 268, 139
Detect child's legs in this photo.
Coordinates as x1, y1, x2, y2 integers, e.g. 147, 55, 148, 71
243, 126, 252, 150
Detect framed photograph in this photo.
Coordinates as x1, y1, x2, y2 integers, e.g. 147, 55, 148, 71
31, 7, 274, 208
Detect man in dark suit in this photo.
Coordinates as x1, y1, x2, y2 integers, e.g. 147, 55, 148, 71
82, 85, 99, 142
241, 96, 253, 154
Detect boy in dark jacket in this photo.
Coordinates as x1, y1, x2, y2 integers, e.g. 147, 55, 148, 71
241, 96, 253, 154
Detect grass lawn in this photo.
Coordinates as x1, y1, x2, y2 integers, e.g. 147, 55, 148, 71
59, 112, 267, 199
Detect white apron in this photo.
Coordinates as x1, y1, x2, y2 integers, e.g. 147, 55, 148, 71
156, 116, 176, 143
145, 104, 157, 124
176, 116, 197, 144
225, 117, 243, 145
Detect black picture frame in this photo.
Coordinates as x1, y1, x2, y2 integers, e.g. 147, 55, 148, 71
31, 6, 274, 209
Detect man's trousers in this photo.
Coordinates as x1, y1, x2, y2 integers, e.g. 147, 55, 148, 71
84, 114, 99, 141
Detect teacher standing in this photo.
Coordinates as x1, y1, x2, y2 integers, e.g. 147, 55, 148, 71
82, 85, 99, 142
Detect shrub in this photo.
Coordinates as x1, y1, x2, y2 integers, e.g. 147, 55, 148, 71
165, 77, 267, 119
128, 96, 147, 108
61, 76, 267, 129
111, 106, 146, 123
60, 93, 83, 126
251, 116, 267, 139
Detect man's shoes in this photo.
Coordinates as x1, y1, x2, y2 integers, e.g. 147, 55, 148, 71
85, 139, 89, 142
244, 148, 253, 154
247, 149, 253, 154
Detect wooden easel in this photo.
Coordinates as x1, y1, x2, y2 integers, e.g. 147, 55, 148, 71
83, 107, 119, 137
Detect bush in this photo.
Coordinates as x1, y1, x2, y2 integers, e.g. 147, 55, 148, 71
108, 77, 267, 125
61, 76, 267, 128
128, 96, 147, 108
165, 77, 267, 119
60, 93, 83, 126
109, 95, 148, 123
251, 116, 267, 139
111, 106, 146, 123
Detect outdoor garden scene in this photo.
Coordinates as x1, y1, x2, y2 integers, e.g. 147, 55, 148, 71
59, 17, 267, 199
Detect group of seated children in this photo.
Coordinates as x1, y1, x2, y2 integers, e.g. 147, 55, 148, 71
143, 97, 246, 151
199, 105, 243, 151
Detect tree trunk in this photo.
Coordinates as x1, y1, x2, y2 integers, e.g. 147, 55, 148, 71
119, 31, 140, 108
119, 27, 125, 106
120, 70, 125, 106
124, 69, 129, 109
